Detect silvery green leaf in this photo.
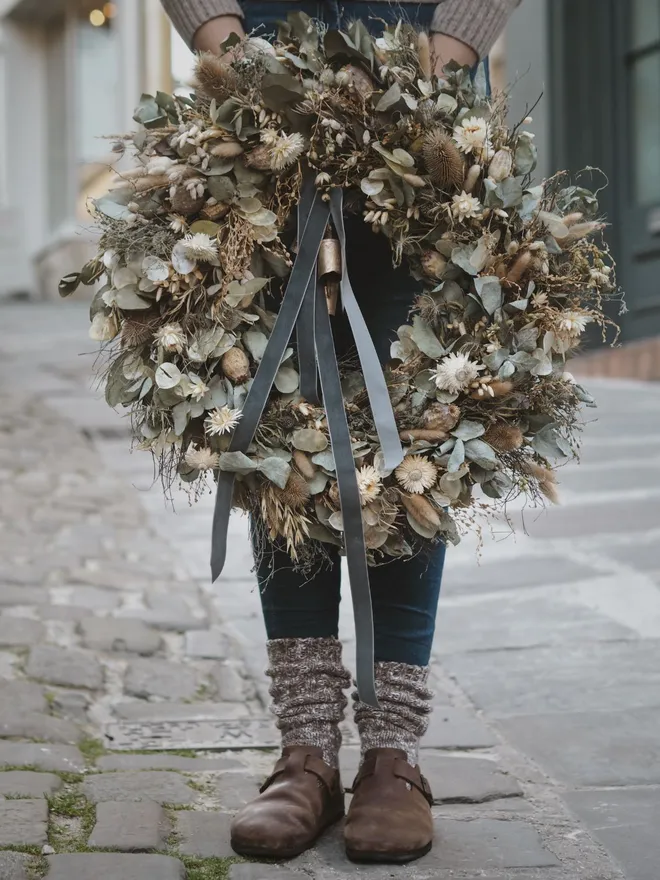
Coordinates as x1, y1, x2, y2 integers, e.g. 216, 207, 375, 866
436, 93, 457, 115
510, 350, 537, 372
470, 236, 491, 272
113, 267, 139, 289
308, 472, 329, 495
435, 389, 459, 403
414, 371, 436, 394
133, 93, 167, 128
172, 242, 196, 274
483, 177, 503, 208
110, 287, 151, 310
530, 348, 553, 376
465, 438, 498, 469
274, 366, 299, 394
312, 449, 335, 471
447, 438, 465, 473
474, 276, 502, 315
516, 325, 539, 352
342, 371, 366, 402
244, 329, 268, 362
225, 277, 268, 307
155, 363, 182, 389
509, 298, 529, 311
376, 82, 402, 112
538, 210, 569, 240
520, 184, 543, 221
532, 424, 568, 461
410, 316, 446, 358
514, 134, 538, 175
172, 400, 191, 435
452, 420, 485, 441
406, 511, 437, 539
361, 178, 384, 196
498, 360, 515, 379
574, 383, 596, 406
246, 207, 278, 226
259, 457, 291, 489
293, 429, 328, 453
208, 175, 236, 201
328, 511, 344, 532
496, 178, 523, 209
218, 451, 258, 474
143, 256, 170, 283
206, 159, 235, 175
451, 244, 479, 276
484, 348, 508, 371
94, 192, 134, 222
418, 79, 433, 97
439, 472, 462, 499
307, 523, 342, 545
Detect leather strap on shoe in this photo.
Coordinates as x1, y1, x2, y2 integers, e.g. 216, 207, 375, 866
352, 754, 433, 806
393, 759, 434, 806
260, 749, 337, 795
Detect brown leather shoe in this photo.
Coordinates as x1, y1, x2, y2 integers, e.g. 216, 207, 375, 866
344, 747, 434, 863
230, 745, 345, 859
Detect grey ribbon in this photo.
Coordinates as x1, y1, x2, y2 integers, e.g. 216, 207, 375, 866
211, 176, 404, 707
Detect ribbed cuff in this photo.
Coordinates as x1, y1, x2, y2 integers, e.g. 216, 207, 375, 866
161, 0, 244, 50
431, 0, 519, 59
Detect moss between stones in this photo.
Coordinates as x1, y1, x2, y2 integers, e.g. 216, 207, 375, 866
180, 856, 243, 880
78, 737, 108, 766
47, 788, 96, 853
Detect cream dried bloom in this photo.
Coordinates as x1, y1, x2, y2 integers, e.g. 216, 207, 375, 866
451, 191, 482, 221
205, 406, 242, 436
168, 214, 188, 233
181, 232, 218, 262
270, 132, 306, 171
184, 375, 210, 402
184, 444, 219, 471
588, 267, 612, 288
557, 310, 591, 338
434, 352, 485, 394
395, 456, 438, 494
356, 465, 382, 506
453, 116, 493, 158
89, 312, 119, 342
155, 323, 186, 353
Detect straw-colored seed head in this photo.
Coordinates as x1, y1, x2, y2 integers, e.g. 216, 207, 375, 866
194, 52, 238, 102
293, 450, 316, 480
484, 422, 524, 452
420, 251, 447, 280
121, 317, 153, 349
401, 493, 442, 530
245, 145, 273, 171
422, 129, 465, 190
275, 471, 310, 511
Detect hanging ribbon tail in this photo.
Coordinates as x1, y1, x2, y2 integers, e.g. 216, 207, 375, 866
329, 190, 404, 474
211, 188, 331, 582
314, 277, 379, 708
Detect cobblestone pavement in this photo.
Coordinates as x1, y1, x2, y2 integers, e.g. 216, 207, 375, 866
0, 300, 659, 879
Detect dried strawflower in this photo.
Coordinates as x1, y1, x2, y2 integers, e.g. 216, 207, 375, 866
185, 445, 220, 471
205, 406, 242, 436
453, 116, 493, 160
155, 323, 186, 353
395, 456, 438, 494
451, 191, 481, 221
89, 312, 119, 342
270, 133, 306, 171
168, 214, 188, 233
181, 233, 218, 263
557, 311, 591, 338
356, 465, 382, 506
434, 353, 485, 394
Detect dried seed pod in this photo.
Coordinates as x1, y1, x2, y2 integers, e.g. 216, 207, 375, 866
328, 481, 340, 508
201, 201, 230, 221
170, 188, 205, 216
422, 128, 464, 189
402, 173, 427, 188
401, 493, 441, 530
293, 450, 316, 480
398, 428, 448, 443
463, 163, 482, 193
221, 347, 250, 384
422, 402, 461, 431
245, 145, 273, 171
483, 422, 524, 452
121, 316, 154, 349
194, 52, 238, 102
487, 148, 514, 182
211, 140, 244, 158
420, 251, 447, 280
342, 64, 375, 99
505, 251, 533, 285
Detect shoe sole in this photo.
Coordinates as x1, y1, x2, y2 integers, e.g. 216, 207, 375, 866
230, 810, 344, 860
346, 841, 433, 864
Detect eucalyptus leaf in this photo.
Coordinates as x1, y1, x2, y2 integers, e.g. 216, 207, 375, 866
244, 329, 269, 362
410, 316, 446, 358
311, 449, 336, 471
447, 438, 465, 473
474, 276, 502, 315
274, 366, 299, 394
497, 177, 524, 208
464, 438, 498, 469
259, 457, 291, 489
532, 423, 569, 461
172, 401, 191, 435
451, 244, 479, 276
155, 363, 182, 389
307, 523, 342, 545
293, 429, 328, 453
452, 420, 485, 441
308, 472, 329, 495
514, 134, 538, 175
375, 83, 402, 112
406, 511, 438, 539
59, 273, 81, 297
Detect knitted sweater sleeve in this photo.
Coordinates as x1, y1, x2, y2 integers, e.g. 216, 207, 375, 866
431, 0, 522, 59
160, 0, 243, 49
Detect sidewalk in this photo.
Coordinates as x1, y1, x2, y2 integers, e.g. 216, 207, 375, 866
0, 299, 658, 879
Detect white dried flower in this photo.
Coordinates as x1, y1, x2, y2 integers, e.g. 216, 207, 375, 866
453, 116, 493, 159
89, 312, 119, 342
168, 214, 188, 234
557, 310, 591, 337
270, 132, 306, 171
184, 444, 219, 471
395, 455, 438, 494
562, 371, 576, 384
205, 406, 242, 436
181, 232, 218, 263
451, 191, 482, 221
356, 465, 382, 506
155, 323, 186, 353
588, 267, 611, 288
260, 128, 279, 146
433, 352, 485, 394
532, 292, 549, 307
315, 172, 331, 186
147, 156, 176, 176
184, 374, 210, 402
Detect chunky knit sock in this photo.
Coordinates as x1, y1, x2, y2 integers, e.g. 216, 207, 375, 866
266, 637, 351, 768
353, 661, 433, 767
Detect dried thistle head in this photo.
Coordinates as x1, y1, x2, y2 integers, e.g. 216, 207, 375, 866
484, 422, 524, 452
422, 128, 465, 190
194, 52, 238, 102
274, 471, 310, 511
121, 315, 155, 349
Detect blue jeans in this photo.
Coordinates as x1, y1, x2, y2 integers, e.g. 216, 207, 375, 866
244, 0, 480, 667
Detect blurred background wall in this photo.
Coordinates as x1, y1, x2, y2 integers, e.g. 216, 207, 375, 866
0, 0, 658, 377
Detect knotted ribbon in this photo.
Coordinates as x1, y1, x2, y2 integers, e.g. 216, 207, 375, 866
211, 173, 404, 706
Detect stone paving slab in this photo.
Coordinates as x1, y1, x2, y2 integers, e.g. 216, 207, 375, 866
96, 753, 242, 772
82, 771, 195, 805
0, 771, 63, 798
0, 799, 48, 847
0, 742, 85, 773
0, 681, 47, 714
421, 707, 497, 750
207, 771, 260, 811
0, 711, 83, 745
0, 852, 30, 880
443, 640, 660, 717
229, 867, 304, 880
175, 809, 233, 857
78, 618, 163, 655
123, 659, 202, 701
0, 617, 45, 647
26, 646, 103, 690
563, 788, 660, 880
422, 755, 523, 803
88, 801, 170, 851
441, 555, 603, 596
498, 707, 660, 786
46, 853, 187, 880
112, 700, 251, 722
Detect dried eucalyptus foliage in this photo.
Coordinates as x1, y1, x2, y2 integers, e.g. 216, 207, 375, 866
62, 14, 620, 566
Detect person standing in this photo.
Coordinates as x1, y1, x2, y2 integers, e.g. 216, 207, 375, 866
161, 0, 519, 863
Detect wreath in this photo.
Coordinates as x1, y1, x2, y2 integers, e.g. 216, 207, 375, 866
62, 14, 619, 575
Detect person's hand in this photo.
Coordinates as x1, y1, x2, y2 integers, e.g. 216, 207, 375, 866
193, 14, 246, 55
431, 32, 478, 75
